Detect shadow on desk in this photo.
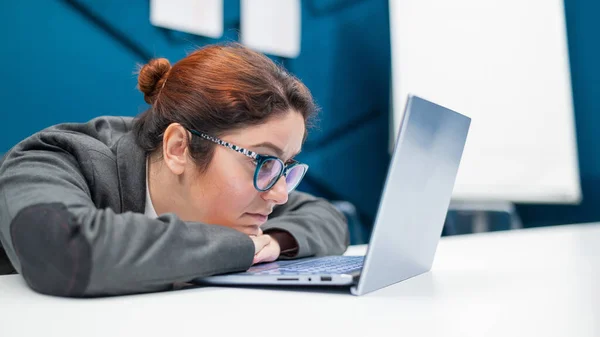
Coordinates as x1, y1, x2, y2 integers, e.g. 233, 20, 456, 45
177, 282, 352, 296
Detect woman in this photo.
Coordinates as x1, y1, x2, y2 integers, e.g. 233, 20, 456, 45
0, 43, 349, 297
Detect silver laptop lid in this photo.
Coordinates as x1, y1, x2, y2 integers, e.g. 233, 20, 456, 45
352, 95, 471, 296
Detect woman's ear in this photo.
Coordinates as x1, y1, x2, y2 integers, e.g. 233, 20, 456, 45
162, 123, 190, 175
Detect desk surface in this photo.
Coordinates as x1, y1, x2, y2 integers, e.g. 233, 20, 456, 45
1, 224, 599, 337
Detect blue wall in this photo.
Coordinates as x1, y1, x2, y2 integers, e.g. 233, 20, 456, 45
0, 0, 391, 243
0, 1, 146, 146
1, 1, 599, 238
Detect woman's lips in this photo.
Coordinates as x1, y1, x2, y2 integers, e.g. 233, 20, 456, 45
245, 213, 268, 224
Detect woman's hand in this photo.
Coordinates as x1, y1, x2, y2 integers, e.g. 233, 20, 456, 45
250, 234, 271, 255
251, 235, 281, 265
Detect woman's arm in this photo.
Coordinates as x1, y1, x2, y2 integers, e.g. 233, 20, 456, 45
0, 144, 255, 297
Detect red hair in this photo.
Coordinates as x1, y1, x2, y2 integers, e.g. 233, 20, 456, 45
134, 43, 317, 172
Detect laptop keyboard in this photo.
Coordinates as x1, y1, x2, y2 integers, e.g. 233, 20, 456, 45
254, 256, 364, 275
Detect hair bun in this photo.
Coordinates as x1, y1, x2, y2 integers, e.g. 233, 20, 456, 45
137, 58, 171, 104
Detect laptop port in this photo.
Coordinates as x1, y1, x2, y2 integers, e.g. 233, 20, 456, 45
320, 276, 332, 281
276, 278, 299, 281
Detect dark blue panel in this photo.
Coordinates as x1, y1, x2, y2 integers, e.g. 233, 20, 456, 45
287, 0, 391, 148
297, 113, 389, 232
0, 1, 145, 152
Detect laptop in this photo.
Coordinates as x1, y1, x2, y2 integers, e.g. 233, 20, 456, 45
195, 95, 471, 296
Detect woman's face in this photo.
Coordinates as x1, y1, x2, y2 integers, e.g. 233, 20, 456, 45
187, 111, 306, 235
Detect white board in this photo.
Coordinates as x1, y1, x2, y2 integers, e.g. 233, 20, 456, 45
389, 0, 581, 203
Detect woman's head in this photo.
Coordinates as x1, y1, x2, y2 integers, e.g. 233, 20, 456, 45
135, 43, 317, 235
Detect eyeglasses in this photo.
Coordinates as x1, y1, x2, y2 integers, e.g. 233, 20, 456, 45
187, 129, 308, 193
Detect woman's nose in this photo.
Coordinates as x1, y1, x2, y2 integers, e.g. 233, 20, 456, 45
263, 176, 289, 205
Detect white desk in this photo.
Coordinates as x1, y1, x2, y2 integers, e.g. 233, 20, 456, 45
1, 223, 599, 337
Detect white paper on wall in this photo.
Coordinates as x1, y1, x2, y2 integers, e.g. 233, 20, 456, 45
150, 0, 223, 39
241, 0, 301, 58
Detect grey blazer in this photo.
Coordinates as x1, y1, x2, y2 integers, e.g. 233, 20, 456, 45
0, 116, 349, 297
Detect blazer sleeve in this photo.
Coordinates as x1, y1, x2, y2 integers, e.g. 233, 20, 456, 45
0, 143, 255, 297
261, 191, 350, 259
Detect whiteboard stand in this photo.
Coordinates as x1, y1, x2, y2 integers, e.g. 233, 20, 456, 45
448, 201, 523, 234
